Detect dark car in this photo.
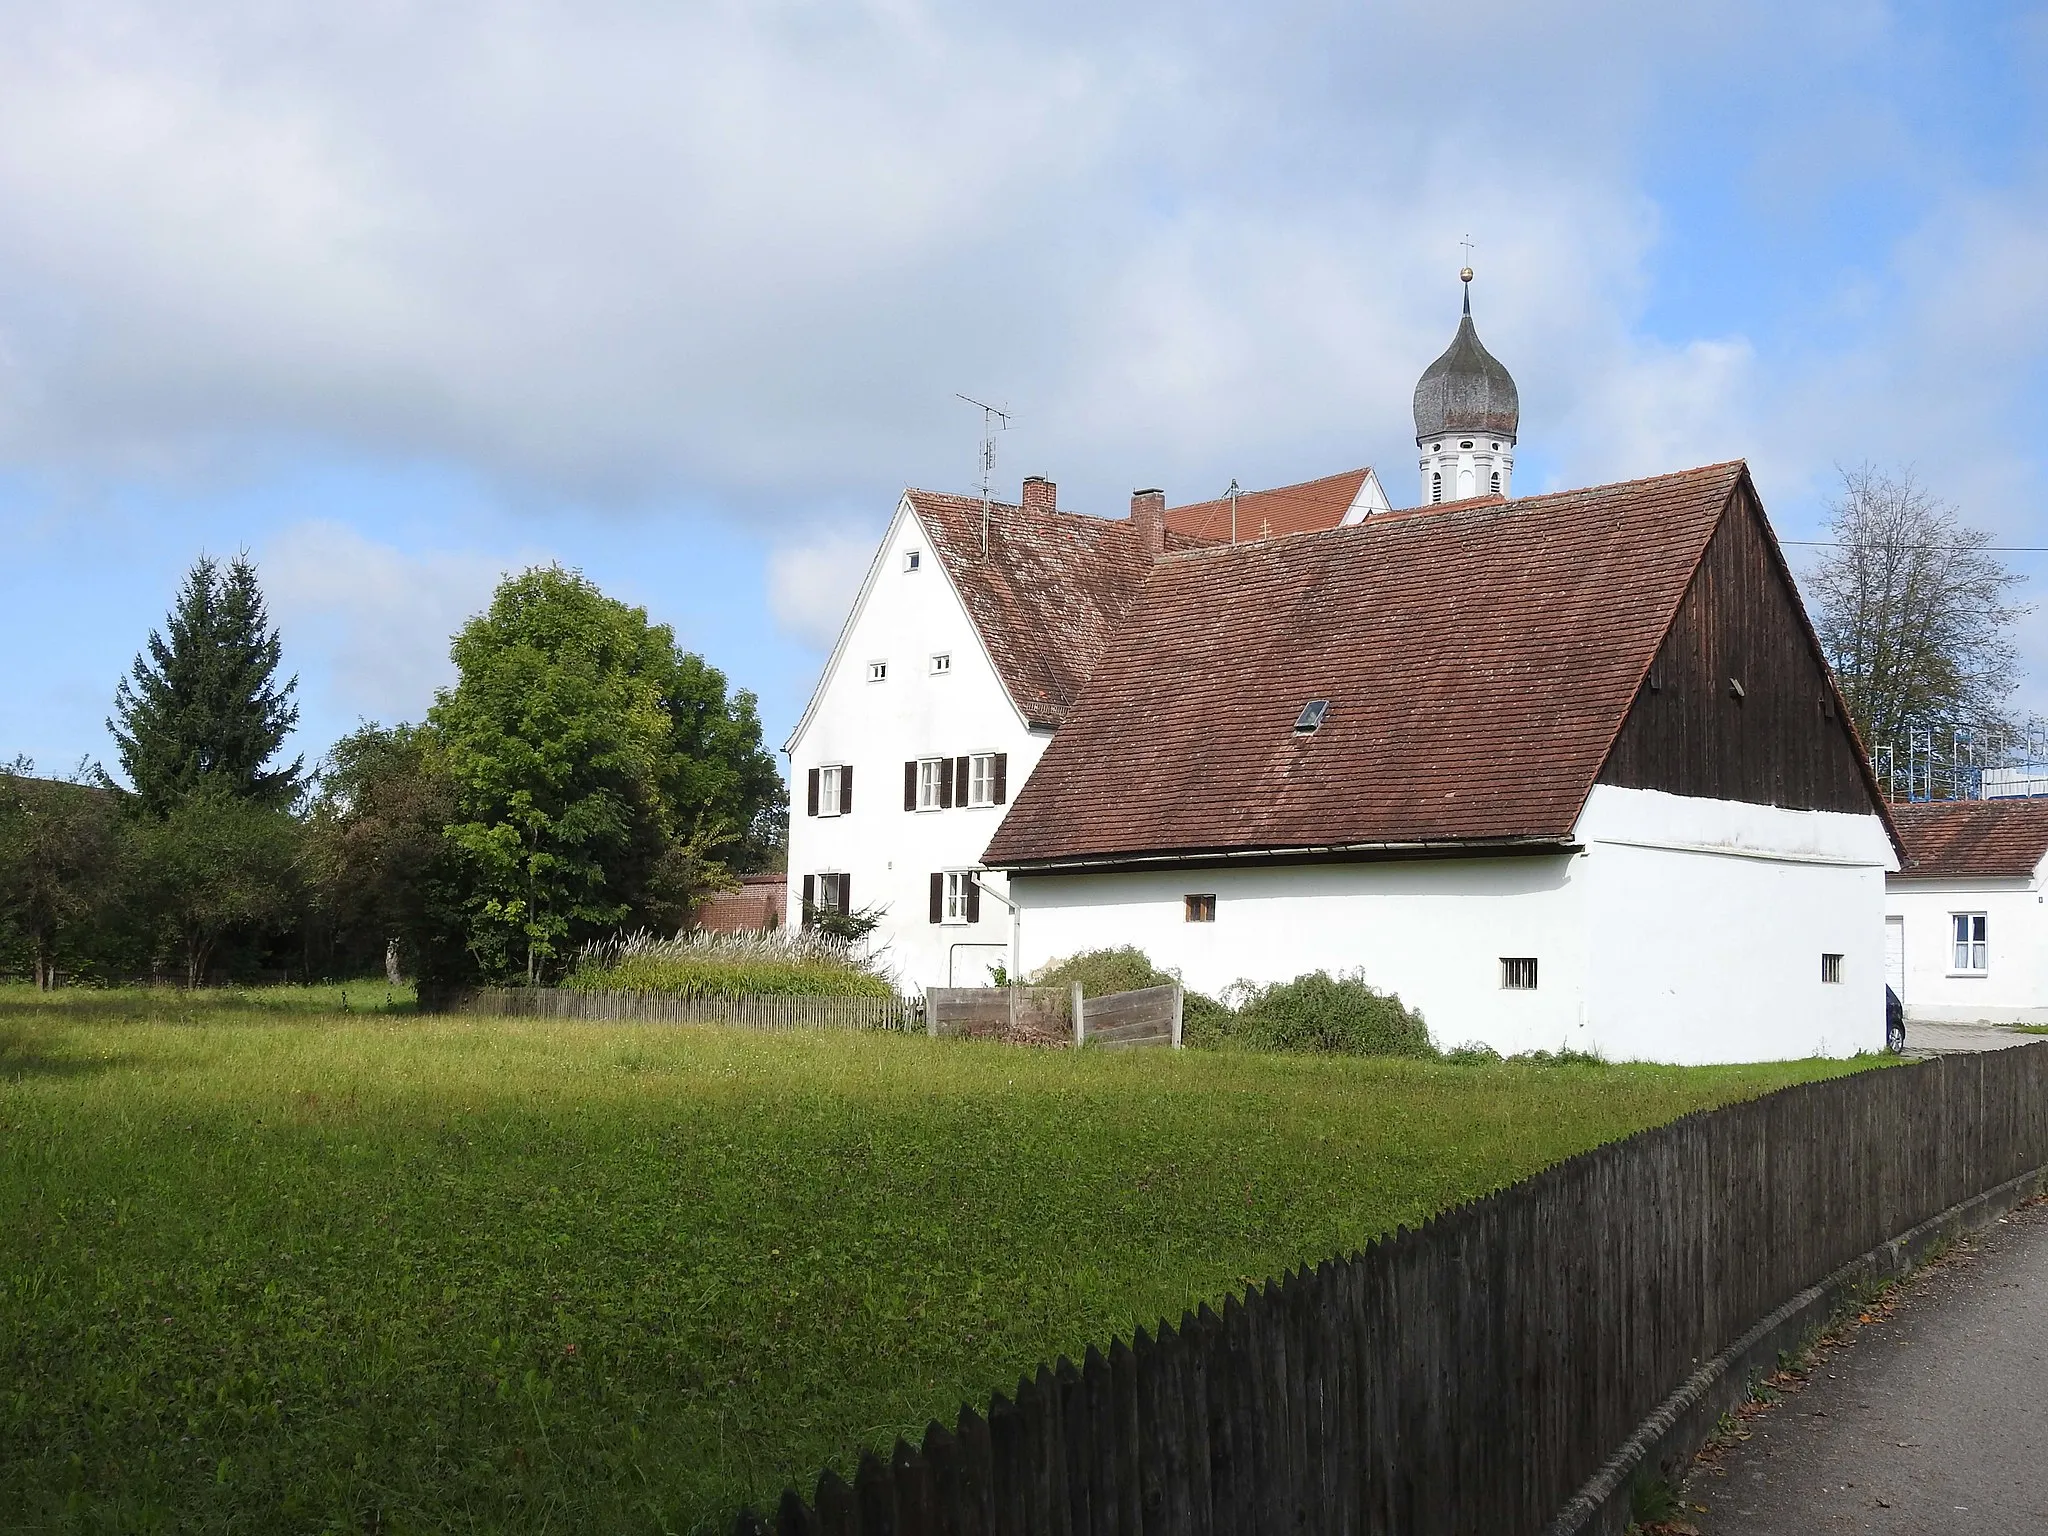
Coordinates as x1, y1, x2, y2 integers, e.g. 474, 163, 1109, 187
1886, 985, 1907, 1053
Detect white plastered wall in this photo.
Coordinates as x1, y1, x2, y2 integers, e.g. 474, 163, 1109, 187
784, 498, 1049, 992
1008, 786, 1894, 1064
1885, 870, 2048, 1024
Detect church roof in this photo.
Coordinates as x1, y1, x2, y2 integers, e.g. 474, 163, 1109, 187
1413, 283, 1520, 441
1889, 799, 2048, 880
982, 463, 1816, 869
1163, 469, 1378, 543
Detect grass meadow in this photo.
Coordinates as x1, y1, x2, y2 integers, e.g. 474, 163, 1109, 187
0, 984, 1874, 1533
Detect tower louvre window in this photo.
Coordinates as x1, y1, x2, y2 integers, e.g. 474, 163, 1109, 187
1431, 472, 1443, 504
1490, 471, 1501, 494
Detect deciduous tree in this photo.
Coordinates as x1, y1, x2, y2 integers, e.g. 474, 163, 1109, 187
0, 760, 127, 989
1805, 464, 2027, 751
136, 790, 302, 987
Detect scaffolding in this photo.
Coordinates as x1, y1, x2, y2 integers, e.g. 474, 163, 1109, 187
1871, 721, 2048, 803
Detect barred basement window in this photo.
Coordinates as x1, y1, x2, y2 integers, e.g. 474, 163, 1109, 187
1185, 893, 1216, 923
1501, 957, 1538, 990
1822, 953, 1844, 984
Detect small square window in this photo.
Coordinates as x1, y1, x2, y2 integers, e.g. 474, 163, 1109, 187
904, 550, 921, 572
1185, 893, 1216, 923
867, 660, 888, 683
1952, 912, 1987, 973
1501, 957, 1538, 990
929, 653, 951, 675
1821, 953, 1843, 984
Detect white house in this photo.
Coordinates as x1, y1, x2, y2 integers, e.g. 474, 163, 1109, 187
982, 460, 1903, 1065
783, 469, 1388, 990
1886, 799, 2048, 1025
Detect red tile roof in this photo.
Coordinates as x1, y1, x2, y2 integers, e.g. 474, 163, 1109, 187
909, 491, 1194, 730
1163, 469, 1375, 542
1889, 799, 2048, 880
985, 463, 1790, 868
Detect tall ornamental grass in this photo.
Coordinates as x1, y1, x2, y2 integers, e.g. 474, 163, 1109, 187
568, 928, 895, 1000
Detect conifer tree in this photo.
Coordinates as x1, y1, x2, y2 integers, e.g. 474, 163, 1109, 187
110, 554, 303, 815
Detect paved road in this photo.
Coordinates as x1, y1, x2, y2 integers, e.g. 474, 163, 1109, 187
1689, 1198, 2048, 1534
1905, 1019, 2040, 1054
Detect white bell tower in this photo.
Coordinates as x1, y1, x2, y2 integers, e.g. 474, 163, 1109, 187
1413, 269, 1520, 505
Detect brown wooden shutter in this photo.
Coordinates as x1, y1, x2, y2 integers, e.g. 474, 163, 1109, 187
939, 761, 954, 809
838, 874, 851, 915
954, 756, 969, 805
840, 764, 853, 813
929, 872, 944, 924
802, 874, 816, 924
806, 768, 820, 817
965, 875, 981, 924
992, 753, 1007, 804
904, 761, 917, 811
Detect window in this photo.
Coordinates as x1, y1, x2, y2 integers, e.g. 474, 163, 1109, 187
1185, 893, 1216, 923
918, 757, 948, 810
1821, 953, 1844, 984
930, 869, 981, 925
904, 550, 921, 572
929, 653, 951, 676
818, 764, 844, 817
1459, 439, 1474, 449
867, 660, 888, 683
1430, 471, 1443, 504
1501, 957, 1539, 990
1490, 470, 1501, 494
803, 872, 849, 925
968, 752, 1004, 807
1953, 913, 1988, 973
1294, 699, 1330, 734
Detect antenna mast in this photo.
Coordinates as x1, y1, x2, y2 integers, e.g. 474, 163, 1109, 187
1225, 478, 1242, 546
955, 393, 1012, 558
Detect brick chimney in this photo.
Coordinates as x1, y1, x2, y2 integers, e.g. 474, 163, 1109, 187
1021, 476, 1056, 514
1131, 488, 1165, 559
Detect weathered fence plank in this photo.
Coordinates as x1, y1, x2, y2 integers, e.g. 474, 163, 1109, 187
455, 986, 923, 1033
1078, 984, 1179, 1049
737, 1045, 2048, 1536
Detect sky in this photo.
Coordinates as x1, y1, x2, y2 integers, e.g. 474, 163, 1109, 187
4, 0, 2048, 786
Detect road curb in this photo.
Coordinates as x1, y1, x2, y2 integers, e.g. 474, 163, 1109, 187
1543, 1160, 2048, 1536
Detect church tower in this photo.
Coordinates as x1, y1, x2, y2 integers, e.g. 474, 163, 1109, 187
1413, 269, 1519, 505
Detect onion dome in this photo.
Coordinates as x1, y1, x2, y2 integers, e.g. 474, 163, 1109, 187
1412, 271, 1519, 441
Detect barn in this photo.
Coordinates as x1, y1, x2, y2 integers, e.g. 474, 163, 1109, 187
981, 462, 1903, 1064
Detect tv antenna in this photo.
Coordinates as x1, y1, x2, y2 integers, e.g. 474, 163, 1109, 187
1225, 478, 1242, 546
956, 393, 1012, 558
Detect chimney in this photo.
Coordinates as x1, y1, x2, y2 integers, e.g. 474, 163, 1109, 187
1021, 475, 1056, 514
1131, 488, 1165, 559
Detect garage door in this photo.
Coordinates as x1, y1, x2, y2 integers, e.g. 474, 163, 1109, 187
1885, 916, 1905, 998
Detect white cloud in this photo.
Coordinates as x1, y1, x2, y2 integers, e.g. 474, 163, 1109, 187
768, 527, 884, 653
259, 521, 534, 723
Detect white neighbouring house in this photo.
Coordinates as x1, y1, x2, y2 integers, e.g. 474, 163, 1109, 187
982, 462, 1904, 1065
782, 469, 1389, 991
1885, 799, 2048, 1025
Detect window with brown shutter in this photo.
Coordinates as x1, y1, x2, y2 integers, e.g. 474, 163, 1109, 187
965, 875, 981, 924
837, 874, 851, 915
807, 768, 820, 817
992, 752, 1007, 804
904, 761, 917, 812
939, 761, 954, 809
953, 756, 969, 806
802, 874, 815, 922
929, 872, 944, 924
840, 764, 853, 813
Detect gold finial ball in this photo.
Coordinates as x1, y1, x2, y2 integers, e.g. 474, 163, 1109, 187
1460, 266, 1474, 283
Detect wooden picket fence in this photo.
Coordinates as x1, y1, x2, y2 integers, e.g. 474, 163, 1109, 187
458, 987, 923, 1032
737, 1044, 2048, 1536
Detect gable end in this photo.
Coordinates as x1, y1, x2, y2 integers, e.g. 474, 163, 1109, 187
1597, 483, 1876, 814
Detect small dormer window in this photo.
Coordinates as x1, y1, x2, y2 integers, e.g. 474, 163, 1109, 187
904, 550, 921, 572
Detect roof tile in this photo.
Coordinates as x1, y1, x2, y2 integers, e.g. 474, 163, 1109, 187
1889, 799, 2048, 880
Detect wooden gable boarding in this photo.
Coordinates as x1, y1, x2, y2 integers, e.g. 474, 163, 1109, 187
1596, 480, 1875, 813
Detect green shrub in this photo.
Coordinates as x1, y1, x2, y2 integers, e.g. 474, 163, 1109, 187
569, 929, 893, 1000
1029, 946, 1177, 996
1221, 970, 1435, 1058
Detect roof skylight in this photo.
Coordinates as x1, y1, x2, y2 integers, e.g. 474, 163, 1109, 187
1294, 699, 1330, 734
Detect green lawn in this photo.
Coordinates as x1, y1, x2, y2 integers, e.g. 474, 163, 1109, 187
0, 985, 1872, 1533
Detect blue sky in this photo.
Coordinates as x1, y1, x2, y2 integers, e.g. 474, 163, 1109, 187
4, 0, 2047, 785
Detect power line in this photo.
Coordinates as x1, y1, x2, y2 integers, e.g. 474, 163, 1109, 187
1781, 540, 2048, 553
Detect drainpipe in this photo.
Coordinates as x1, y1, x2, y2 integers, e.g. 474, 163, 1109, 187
973, 873, 1021, 984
